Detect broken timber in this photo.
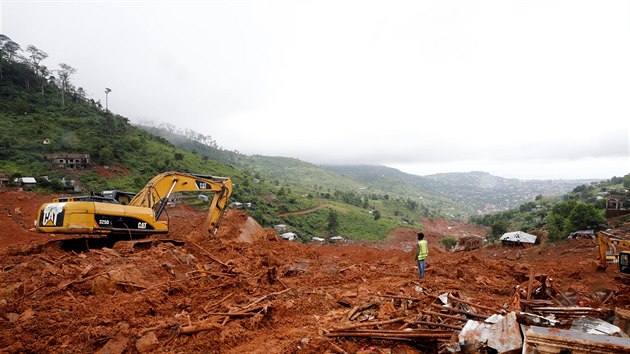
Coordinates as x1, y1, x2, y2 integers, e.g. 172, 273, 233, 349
326, 329, 452, 341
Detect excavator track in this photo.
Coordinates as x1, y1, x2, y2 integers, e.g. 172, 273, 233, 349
18, 234, 185, 255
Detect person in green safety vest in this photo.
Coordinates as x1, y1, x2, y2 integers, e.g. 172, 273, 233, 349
415, 232, 428, 278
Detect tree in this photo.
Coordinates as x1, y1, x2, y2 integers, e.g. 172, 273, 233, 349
76, 87, 86, 100
0, 34, 10, 78
567, 203, 604, 231
441, 236, 457, 250
550, 200, 578, 219
490, 220, 508, 240
57, 63, 76, 105
39, 66, 50, 94
545, 200, 604, 242
327, 209, 339, 235
0, 35, 21, 78
406, 198, 418, 211
26, 45, 48, 75
1, 37, 21, 62
99, 146, 114, 165
545, 214, 564, 242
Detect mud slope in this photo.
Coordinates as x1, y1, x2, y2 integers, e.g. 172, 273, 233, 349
1, 189, 628, 353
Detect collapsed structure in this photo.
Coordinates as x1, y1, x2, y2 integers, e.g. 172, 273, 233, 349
500, 231, 538, 245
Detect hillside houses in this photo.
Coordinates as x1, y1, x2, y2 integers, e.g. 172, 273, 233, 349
606, 194, 629, 217
45, 153, 90, 169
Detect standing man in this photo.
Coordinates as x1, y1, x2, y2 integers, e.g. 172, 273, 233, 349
415, 232, 428, 278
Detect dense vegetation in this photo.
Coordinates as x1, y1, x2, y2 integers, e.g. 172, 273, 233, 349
470, 176, 630, 242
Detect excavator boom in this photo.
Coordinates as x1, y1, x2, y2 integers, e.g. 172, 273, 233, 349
597, 231, 630, 276
36, 171, 232, 236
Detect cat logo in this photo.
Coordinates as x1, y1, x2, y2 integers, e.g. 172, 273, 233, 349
41, 203, 66, 226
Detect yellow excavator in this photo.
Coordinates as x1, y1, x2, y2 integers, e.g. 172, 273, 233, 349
36, 171, 232, 236
596, 231, 630, 279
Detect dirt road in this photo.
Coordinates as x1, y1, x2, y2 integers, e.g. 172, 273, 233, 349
277, 201, 326, 217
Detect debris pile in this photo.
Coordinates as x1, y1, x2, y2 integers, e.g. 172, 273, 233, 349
511, 271, 613, 324
452, 235, 484, 252
326, 291, 502, 352
1, 189, 629, 353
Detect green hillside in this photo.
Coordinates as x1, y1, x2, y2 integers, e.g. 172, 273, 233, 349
137, 123, 367, 193
322, 164, 473, 218
3, 35, 620, 245
0, 60, 238, 190
470, 175, 630, 242
139, 122, 603, 224
0, 35, 417, 241
321, 166, 596, 216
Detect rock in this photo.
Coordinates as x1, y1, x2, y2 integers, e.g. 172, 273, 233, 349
1, 282, 24, 302
456, 268, 465, 279
91, 275, 116, 295
6, 313, 20, 323
340, 290, 357, 298
18, 308, 34, 322
96, 335, 129, 354
108, 264, 148, 291
135, 332, 159, 353
1, 341, 24, 353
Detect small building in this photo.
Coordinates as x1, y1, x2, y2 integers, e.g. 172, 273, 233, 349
274, 224, 287, 232
329, 236, 345, 244
281, 232, 297, 241
311, 237, 325, 243
198, 194, 209, 202
500, 231, 537, 246
229, 202, 243, 209
606, 195, 629, 217
45, 153, 90, 169
15, 177, 37, 185
168, 192, 182, 204
0, 174, 9, 187
568, 229, 595, 239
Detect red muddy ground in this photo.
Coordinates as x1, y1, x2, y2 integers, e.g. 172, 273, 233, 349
1, 189, 628, 353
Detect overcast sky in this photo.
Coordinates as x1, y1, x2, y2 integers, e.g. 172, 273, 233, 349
2, 0, 629, 180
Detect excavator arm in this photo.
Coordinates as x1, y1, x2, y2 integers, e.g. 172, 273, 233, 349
128, 172, 233, 234
36, 171, 232, 236
597, 231, 630, 271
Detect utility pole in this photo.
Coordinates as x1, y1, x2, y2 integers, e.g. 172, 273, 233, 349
105, 88, 112, 113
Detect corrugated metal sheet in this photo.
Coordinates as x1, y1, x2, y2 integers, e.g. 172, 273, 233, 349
500, 231, 537, 244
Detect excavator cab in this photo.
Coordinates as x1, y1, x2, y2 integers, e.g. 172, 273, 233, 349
101, 190, 136, 205
620, 251, 630, 275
